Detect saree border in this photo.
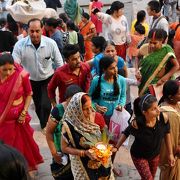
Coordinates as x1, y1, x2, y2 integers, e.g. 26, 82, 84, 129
0, 70, 27, 125
63, 121, 90, 180
139, 52, 175, 96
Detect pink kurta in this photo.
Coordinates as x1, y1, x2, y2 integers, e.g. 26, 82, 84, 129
0, 64, 43, 170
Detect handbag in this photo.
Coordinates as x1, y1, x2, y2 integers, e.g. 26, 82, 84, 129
109, 109, 130, 145
50, 158, 73, 179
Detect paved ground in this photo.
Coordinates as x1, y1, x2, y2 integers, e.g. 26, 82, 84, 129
29, 68, 161, 180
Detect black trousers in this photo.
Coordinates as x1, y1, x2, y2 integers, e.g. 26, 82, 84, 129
30, 76, 52, 129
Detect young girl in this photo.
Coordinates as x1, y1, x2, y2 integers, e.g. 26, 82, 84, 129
127, 24, 145, 68
131, 10, 149, 36
92, 40, 127, 77
89, 56, 126, 125
115, 94, 175, 180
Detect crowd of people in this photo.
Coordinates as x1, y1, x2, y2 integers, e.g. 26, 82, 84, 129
0, 0, 179, 180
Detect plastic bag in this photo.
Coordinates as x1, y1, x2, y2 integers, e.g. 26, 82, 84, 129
6, 0, 46, 24
109, 109, 130, 146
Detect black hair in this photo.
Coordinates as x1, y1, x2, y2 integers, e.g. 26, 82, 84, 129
91, 36, 107, 52
135, 24, 145, 35
59, 13, 69, 23
148, 28, 167, 41
56, 18, 63, 26
148, 0, 161, 13
62, 44, 80, 60
45, 18, 59, 28
6, 14, 18, 35
134, 94, 157, 127
65, 84, 82, 99
66, 20, 78, 31
0, 144, 29, 180
110, 1, 124, 14
82, 12, 90, 20
134, 10, 146, 27
106, 9, 112, 15
27, 18, 43, 28
105, 40, 116, 49
0, 18, 6, 28
159, 80, 179, 104
91, 56, 119, 99
0, 53, 14, 66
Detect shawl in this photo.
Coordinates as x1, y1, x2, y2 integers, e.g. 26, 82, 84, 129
62, 92, 101, 139
64, 0, 82, 24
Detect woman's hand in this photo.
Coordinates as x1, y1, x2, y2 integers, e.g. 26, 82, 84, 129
52, 152, 62, 164
168, 154, 176, 167
156, 76, 168, 86
116, 105, 123, 112
135, 70, 142, 81
85, 150, 97, 160
95, 104, 107, 114
18, 110, 27, 124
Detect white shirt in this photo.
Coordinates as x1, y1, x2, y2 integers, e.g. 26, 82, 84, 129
149, 15, 169, 34
12, 35, 64, 81
98, 12, 131, 45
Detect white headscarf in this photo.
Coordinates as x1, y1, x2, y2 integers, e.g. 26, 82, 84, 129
62, 92, 101, 138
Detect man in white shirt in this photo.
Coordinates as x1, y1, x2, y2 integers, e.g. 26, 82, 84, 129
147, 0, 169, 35
13, 18, 64, 132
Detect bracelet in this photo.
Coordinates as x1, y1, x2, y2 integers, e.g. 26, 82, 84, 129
20, 111, 27, 117
80, 150, 85, 157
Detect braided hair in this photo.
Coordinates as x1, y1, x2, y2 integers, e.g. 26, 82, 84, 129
92, 56, 119, 100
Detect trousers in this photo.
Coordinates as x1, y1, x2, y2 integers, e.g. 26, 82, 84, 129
30, 76, 52, 129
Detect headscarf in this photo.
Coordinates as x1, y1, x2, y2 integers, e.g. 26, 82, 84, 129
62, 92, 101, 138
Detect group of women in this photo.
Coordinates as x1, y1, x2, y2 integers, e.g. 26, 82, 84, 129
0, 1, 180, 180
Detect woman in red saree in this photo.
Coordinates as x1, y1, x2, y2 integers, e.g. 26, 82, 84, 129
0, 53, 43, 171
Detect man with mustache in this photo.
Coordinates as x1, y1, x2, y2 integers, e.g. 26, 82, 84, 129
48, 44, 91, 106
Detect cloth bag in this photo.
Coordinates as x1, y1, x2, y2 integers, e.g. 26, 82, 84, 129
109, 109, 130, 146
6, 0, 46, 24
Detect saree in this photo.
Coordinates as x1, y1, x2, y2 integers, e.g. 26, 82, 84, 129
79, 21, 95, 61
139, 44, 176, 95
0, 64, 43, 170
62, 92, 114, 180
64, 0, 82, 25
159, 104, 180, 180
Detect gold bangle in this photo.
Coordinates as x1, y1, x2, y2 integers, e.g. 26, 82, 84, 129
80, 150, 85, 157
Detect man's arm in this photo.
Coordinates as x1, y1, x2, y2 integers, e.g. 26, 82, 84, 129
12, 41, 23, 64
47, 72, 60, 107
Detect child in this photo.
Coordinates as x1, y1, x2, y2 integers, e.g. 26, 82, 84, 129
127, 24, 145, 68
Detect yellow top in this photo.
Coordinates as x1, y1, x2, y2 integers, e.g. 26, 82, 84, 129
131, 19, 149, 36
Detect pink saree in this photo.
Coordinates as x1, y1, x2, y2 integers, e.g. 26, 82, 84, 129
0, 64, 43, 170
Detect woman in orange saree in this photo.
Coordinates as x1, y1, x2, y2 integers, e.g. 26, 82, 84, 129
0, 53, 43, 171
79, 12, 96, 61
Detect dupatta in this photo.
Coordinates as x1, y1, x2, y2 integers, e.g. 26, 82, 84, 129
139, 45, 176, 95
0, 64, 26, 125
